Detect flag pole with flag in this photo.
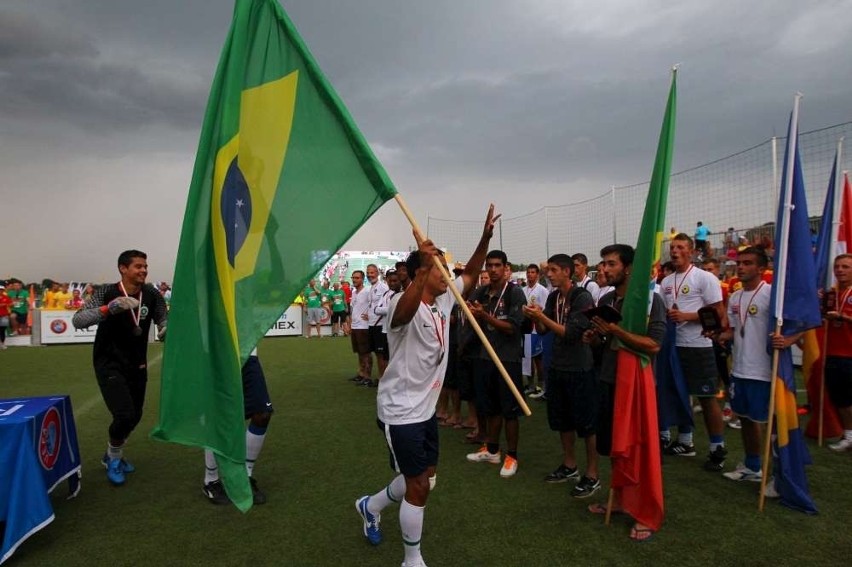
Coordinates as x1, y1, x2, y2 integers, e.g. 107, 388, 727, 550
811, 139, 845, 445
606, 67, 677, 532
759, 94, 821, 514
151, 0, 397, 511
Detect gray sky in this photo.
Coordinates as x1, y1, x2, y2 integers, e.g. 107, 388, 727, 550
3, 0, 852, 282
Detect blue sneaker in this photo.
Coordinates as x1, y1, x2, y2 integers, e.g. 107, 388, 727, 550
106, 457, 126, 486
101, 453, 135, 473
355, 495, 382, 545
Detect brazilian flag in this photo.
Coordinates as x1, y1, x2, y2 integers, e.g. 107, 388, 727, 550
151, 0, 397, 511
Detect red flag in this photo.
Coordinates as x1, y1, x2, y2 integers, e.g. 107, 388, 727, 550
610, 349, 664, 531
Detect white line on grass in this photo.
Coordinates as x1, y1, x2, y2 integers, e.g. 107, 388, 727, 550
75, 351, 164, 417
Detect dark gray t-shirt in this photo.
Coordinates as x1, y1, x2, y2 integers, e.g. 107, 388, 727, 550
595, 290, 667, 384
473, 283, 527, 363
542, 286, 594, 371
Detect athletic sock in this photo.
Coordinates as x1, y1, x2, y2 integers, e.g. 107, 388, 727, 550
487, 443, 500, 455
204, 450, 219, 484
709, 434, 725, 452
245, 424, 267, 477
844, 430, 852, 441
659, 430, 672, 443
677, 432, 694, 446
744, 454, 761, 472
107, 442, 123, 460
400, 499, 425, 566
367, 474, 405, 515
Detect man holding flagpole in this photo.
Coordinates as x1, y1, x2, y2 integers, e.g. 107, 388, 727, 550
355, 205, 497, 567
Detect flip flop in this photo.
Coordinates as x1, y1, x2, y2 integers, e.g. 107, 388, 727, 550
629, 526, 655, 542
453, 423, 465, 430
587, 503, 624, 515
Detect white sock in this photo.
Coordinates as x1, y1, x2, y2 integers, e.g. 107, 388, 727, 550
400, 499, 425, 565
678, 432, 694, 445
108, 442, 123, 460
659, 430, 671, 442
367, 474, 405, 515
246, 429, 266, 477
844, 430, 852, 441
204, 450, 219, 484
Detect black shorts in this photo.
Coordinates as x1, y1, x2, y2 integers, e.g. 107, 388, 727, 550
243, 356, 273, 418
676, 346, 718, 397
351, 329, 371, 355
696, 239, 708, 253
825, 356, 852, 409
331, 311, 346, 324
457, 356, 476, 402
14, 312, 26, 325
369, 325, 389, 360
378, 415, 439, 477
474, 359, 525, 419
443, 342, 459, 390
546, 367, 598, 437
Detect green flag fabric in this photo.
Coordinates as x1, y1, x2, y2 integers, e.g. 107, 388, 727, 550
620, 71, 677, 343
151, 0, 397, 511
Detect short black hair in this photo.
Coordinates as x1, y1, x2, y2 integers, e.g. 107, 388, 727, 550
485, 250, 508, 265
738, 246, 768, 268
599, 244, 634, 267
406, 250, 445, 282
352, 270, 365, 278
571, 253, 589, 266
547, 253, 574, 276
118, 250, 146, 268
526, 263, 539, 273
395, 261, 407, 271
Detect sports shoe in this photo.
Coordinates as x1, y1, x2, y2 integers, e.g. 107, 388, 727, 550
571, 476, 601, 499
500, 455, 518, 478
722, 463, 762, 482
727, 419, 742, 430
366, 380, 378, 388
544, 464, 579, 483
355, 495, 382, 545
692, 403, 703, 414
763, 476, 779, 498
703, 445, 728, 472
357, 378, 373, 386
829, 437, 852, 452
466, 445, 501, 464
250, 477, 267, 505
203, 480, 230, 505
664, 441, 696, 457
529, 390, 546, 400
102, 453, 135, 474
524, 385, 541, 396
106, 457, 126, 486
401, 560, 428, 567
349, 375, 362, 382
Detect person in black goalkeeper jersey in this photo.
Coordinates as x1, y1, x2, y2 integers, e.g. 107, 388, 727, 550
73, 250, 167, 486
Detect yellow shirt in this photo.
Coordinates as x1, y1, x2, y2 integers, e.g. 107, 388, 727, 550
54, 291, 72, 309
43, 290, 57, 310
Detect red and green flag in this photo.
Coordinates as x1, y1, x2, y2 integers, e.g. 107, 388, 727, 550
151, 0, 397, 511
610, 69, 677, 531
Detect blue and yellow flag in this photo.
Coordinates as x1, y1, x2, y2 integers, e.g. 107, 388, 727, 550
152, 0, 396, 511
768, 107, 821, 514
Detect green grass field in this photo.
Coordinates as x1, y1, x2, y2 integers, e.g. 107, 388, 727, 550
1, 338, 850, 566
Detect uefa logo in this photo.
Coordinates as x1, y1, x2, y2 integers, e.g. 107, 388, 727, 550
50, 319, 67, 334
39, 407, 62, 470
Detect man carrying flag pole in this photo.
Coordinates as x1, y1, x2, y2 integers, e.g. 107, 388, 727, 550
759, 94, 821, 513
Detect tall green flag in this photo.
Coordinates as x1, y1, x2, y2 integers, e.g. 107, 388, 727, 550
621, 69, 677, 340
151, 0, 397, 511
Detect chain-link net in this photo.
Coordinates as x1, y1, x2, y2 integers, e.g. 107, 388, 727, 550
428, 121, 852, 266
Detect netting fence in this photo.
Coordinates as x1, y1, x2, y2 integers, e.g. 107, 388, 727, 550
427, 121, 852, 265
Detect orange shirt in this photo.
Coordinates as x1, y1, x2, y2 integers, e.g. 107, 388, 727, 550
826, 285, 852, 358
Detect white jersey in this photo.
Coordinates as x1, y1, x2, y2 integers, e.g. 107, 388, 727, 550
350, 285, 370, 330
578, 276, 601, 305
377, 277, 463, 425
523, 283, 550, 334
661, 265, 723, 347
728, 283, 772, 382
596, 285, 615, 303
368, 281, 389, 326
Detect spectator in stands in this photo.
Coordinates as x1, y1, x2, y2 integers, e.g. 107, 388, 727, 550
660, 233, 728, 472
66, 288, 85, 310
694, 221, 711, 259
573, 253, 601, 304
43, 281, 60, 310
54, 283, 72, 310
0, 285, 12, 349
83, 284, 96, 303
669, 227, 678, 241
7, 280, 29, 335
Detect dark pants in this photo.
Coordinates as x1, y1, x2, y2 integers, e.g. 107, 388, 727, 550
97, 367, 148, 442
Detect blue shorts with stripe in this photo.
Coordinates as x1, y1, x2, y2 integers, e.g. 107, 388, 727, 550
728, 376, 769, 423
377, 415, 439, 478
